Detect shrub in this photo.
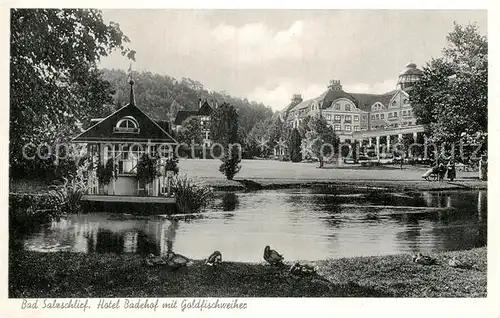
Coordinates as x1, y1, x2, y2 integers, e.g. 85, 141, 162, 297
47, 162, 88, 214
97, 159, 117, 185
219, 152, 241, 180
136, 155, 159, 184
172, 175, 214, 214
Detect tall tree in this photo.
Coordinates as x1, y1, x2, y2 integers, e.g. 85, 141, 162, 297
410, 22, 487, 146
298, 115, 312, 138
210, 103, 241, 180
304, 115, 339, 168
177, 117, 202, 145
10, 9, 135, 177
288, 128, 302, 162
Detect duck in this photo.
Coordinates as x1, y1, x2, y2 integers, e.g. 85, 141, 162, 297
264, 245, 284, 266
165, 251, 194, 269
204, 251, 223, 266
448, 256, 476, 269
145, 253, 166, 267
289, 262, 316, 276
412, 253, 437, 265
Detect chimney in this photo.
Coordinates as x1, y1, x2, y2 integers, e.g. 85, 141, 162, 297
328, 79, 342, 91
291, 94, 303, 106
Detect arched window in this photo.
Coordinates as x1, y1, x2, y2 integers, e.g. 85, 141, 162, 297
114, 116, 139, 133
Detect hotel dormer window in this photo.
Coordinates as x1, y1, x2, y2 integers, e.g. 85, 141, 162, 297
345, 104, 351, 111
334, 103, 340, 110
114, 116, 139, 133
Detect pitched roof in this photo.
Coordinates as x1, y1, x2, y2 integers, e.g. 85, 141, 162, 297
173, 100, 214, 124
321, 89, 359, 108
347, 90, 397, 112
198, 100, 214, 116
72, 103, 178, 144
173, 110, 198, 125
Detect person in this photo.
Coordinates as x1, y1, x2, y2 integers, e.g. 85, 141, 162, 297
437, 162, 447, 181
479, 155, 488, 181
422, 162, 439, 181
447, 159, 456, 181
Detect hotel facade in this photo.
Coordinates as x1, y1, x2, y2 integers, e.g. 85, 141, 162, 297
281, 63, 426, 154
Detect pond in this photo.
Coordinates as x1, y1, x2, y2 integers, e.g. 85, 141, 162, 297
21, 189, 487, 262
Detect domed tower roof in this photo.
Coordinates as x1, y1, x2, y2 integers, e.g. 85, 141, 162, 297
399, 62, 423, 76
397, 62, 423, 91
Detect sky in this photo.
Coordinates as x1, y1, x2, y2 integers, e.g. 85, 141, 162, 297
99, 10, 487, 111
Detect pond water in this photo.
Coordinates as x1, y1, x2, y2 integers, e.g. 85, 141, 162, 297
21, 189, 487, 262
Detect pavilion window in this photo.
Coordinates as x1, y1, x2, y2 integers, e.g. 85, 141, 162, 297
114, 116, 140, 134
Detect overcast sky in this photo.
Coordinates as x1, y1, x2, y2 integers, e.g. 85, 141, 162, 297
99, 10, 487, 110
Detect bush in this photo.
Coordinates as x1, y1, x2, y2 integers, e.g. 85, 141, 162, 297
219, 152, 241, 180
136, 155, 159, 184
97, 159, 117, 185
172, 175, 214, 214
9, 193, 64, 238
48, 162, 88, 214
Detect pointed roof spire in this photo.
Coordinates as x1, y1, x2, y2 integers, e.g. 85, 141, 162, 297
127, 63, 136, 106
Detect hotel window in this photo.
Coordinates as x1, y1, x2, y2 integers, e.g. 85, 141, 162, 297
326, 114, 331, 120
362, 115, 367, 121
354, 115, 359, 121
334, 124, 341, 131
335, 103, 340, 110
404, 98, 409, 104
375, 114, 379, 120
345, 115, 352, 123
354, 126, 360, 132
388, 113, 392, 118
393, 111, 398, 117
345, 104, 351, 111
345, 125, 351, 131
402, 110, 407, 116
371, 115, 375, 120
334, 115, 341, 122
380, 114, 384, 119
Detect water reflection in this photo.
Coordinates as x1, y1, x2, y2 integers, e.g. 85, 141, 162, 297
21, 189, 487, 262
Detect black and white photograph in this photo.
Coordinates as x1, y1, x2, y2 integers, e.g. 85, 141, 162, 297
1, 3, 495, 317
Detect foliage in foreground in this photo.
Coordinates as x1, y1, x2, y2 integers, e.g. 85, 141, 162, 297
9, 247, 486, 298
172, 175, 214, 214
10, 9, 135, 177
411, 22, 487, 145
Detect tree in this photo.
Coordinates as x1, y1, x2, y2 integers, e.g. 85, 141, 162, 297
210, 103, 241, 180
288, 128, 302, 162
298, 115, 312, 138
244, 117, 274, 158
410, 22, 487, 147
10, 9, 135, 178
177, 117, 202, 145
304, 115, 339, 168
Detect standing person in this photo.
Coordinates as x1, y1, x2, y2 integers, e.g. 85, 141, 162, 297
479, 155, 488, 181
447, 159, 456, 181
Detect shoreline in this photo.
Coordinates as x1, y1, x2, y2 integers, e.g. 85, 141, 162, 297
9, 247, 486, 298
201, 178, 487, 192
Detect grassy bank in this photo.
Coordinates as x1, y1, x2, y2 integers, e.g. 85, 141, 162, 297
9, 247, 486, 298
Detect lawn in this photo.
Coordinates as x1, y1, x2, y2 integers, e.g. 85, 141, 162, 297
9, 247, 486, 298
